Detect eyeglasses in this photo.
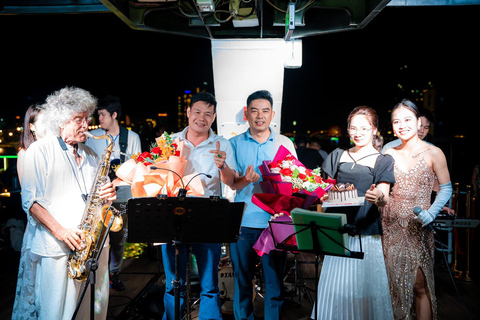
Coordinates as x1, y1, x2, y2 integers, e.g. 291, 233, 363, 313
70, 116, 92, 126
347, 127, 372, 135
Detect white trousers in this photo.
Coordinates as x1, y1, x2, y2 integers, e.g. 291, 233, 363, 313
35, 247, 109, 320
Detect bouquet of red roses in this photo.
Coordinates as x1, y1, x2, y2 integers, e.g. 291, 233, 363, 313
134, 132, 181, 165
253, 145, 332, 214
259, 145, 332, 198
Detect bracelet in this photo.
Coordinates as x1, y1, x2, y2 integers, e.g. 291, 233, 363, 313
218, 162, 226, 171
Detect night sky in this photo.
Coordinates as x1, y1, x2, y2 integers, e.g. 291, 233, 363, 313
1, 5, 479, 184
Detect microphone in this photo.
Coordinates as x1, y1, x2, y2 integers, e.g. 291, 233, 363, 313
413, 206, 435, 234
150, 167, 212, 197
181, 173, 212, 197
185, 173, 212, 189
150, 166, 186, 196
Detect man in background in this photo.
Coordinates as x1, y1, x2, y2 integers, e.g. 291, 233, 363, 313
85, 95, 142, 291
308, 135, 329, 160
294, 134, 324, 169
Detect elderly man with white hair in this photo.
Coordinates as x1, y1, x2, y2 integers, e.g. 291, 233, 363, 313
15, 86, 116, 320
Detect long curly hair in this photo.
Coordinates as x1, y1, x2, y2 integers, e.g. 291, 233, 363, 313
43, 86, 97, 135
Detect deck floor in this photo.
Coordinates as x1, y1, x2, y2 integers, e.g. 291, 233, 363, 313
2, 234, 479, 320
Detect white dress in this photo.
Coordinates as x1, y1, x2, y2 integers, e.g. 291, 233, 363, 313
312, 235, 393, 320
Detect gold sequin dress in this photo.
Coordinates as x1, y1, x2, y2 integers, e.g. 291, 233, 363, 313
382, 158, 436, 319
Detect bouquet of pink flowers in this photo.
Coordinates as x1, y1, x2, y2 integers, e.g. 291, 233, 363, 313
268, 159, 330, 195
252, 146, 333, 256
259, 145, 332, 198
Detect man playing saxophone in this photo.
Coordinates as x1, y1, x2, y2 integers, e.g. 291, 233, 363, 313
14, 86, 116, 320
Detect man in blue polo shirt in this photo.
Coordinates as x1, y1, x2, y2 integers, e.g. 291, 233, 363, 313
161, 92, 237, 320
229, 90, 297, 320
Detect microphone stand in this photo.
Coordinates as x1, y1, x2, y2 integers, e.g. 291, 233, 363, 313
149, 166, 212, 320
150, 166, 211, 198
72, 205, 116, 320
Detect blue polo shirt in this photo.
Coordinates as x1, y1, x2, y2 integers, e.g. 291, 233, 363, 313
229, 129, 297, 228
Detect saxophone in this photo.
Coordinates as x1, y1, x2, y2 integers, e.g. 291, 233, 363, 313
67, 132, 123, 281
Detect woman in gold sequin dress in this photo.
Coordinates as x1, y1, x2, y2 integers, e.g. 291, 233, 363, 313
383, 100, 452, 320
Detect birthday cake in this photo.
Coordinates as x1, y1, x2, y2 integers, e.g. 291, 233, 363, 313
326, 183, 359, 204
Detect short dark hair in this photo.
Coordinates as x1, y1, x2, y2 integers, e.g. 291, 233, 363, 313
191, 92, 217, 112
294, 134, 308, 146
98, 95, 122, 118
309, 135, 322, 146
418, 107, 434, 124
247, 90, 273, 109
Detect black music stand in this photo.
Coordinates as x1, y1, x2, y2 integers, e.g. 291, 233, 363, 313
127, 195, 245, 320
268, 215, 364, 320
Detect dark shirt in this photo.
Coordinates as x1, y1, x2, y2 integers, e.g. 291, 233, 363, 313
296, 146, 324, 170
322, 148, 395, 235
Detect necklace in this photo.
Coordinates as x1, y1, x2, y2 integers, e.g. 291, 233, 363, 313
346, 149, 379, 170
58, 137, 89, 202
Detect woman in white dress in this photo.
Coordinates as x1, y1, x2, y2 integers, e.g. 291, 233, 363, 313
312, 106, 394, 320
12, 104, 47, 319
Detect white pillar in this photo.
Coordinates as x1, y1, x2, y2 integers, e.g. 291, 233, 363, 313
211, 39, 302, 139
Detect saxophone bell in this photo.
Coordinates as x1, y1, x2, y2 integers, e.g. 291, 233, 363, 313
111, 216, 123, 232
103, 206, 123, 232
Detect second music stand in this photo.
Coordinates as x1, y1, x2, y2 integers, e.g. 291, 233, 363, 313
127, 195, 245, 320
268, 210, 364, 320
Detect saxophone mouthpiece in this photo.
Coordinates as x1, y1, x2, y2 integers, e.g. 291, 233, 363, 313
83, 131, 93, 138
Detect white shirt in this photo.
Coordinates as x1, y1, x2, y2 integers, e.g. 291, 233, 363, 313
381, 139, 403, 153
172, 127, 236, 198
21, 134, 100, 257
381, 138, 433, 154
85, 127, 142, 162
